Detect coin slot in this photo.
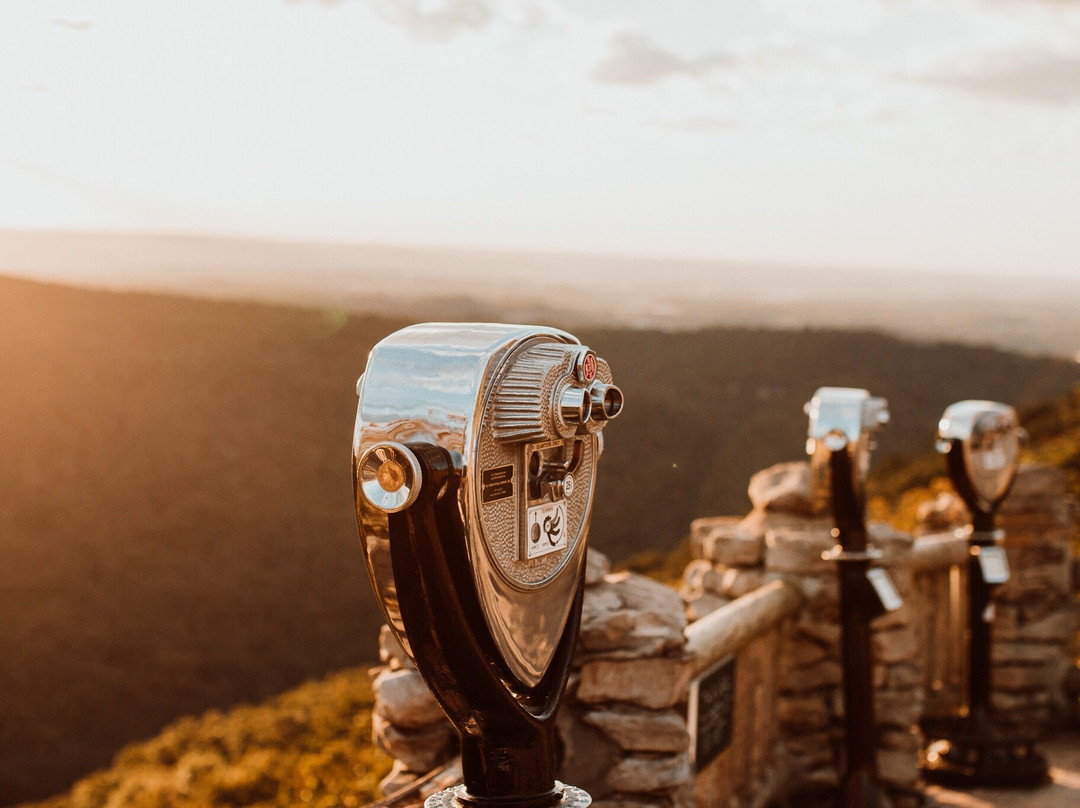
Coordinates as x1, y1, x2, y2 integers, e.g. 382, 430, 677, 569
525, 439, 583, 505
566, 439, 583, 475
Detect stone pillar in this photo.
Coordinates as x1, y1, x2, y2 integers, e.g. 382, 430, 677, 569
917, 464, 1080, 732
562, 550, 694, 808
686, 462, 922, 808
370, 628, 458, 796
369, 549, 694, 806
366, 461, 1076, 806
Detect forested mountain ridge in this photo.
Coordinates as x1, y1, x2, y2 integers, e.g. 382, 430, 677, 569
21, 378, 1080, 808
19, 670, 391, 808
3, 274, 1079, 804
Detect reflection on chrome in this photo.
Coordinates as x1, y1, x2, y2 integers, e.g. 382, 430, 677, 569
588, 383, 625, 422
804, 386, 890, 512
937, 400, 1024, 509
352, 323, 621, 688
358, 441, 423, 513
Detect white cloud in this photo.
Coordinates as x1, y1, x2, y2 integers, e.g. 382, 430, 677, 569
919, 48, 1080, 106
2, 0, 1080, 276
49, 17, 92, 31
370, 0, 492, 41
758, 0, 886, 35
592, 32, 728, 85
645, 114, 736, 132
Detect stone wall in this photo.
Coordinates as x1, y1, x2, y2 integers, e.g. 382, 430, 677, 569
371, 628, 457, 798
685, 462, 922, 808
683, 580, 802, 808
916, 464, 1080, 732
369, 550, 697, 806
562, 551, 694, 808
366, 462, 1078, 807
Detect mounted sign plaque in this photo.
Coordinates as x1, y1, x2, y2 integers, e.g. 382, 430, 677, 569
977, 546, 1010, 585
866, 567, 903, 612
687, 655, 736, 772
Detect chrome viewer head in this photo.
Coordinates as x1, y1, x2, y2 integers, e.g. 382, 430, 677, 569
352, 323, 622, 688
936, 400, 1024, 512
805, 387, 890, 512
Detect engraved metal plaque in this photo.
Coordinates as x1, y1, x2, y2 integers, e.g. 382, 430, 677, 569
481, 465, 514, 504
688, 655, 737, 772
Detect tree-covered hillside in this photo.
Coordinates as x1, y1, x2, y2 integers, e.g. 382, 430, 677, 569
19, 670, 390, 808
868, 383, 1080, 531
18, 381, 1080, 808
4, 274, 1079, 803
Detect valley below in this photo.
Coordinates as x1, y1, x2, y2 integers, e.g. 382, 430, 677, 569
2, 251, 1079, 804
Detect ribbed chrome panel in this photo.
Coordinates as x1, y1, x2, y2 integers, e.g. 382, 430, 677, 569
491, 344, 572, 443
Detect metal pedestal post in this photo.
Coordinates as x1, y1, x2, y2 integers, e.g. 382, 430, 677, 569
388, 446, 592, 808
921, 452, 1048, 787
828, 450, 894, 808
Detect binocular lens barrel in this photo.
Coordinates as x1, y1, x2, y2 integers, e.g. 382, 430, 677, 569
589, 383, 624, 422
559, 386, 592, 429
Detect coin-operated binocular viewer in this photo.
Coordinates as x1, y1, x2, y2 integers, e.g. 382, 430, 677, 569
921, 401, 1048, 786
806, 387, 900, 808
353, 324, 624, 808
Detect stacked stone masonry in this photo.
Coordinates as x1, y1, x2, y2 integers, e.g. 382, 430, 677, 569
565, 552, 695, 808
370, 550, 697, 807
369, 462, 1077, 807
915, 464, 1080, 733
371, 627, 458, 797
686, 462, 922, 808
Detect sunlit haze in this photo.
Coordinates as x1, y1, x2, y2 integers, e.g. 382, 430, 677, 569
2, 0, 1080, 279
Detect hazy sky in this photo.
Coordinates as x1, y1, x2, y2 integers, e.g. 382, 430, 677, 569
2, 0, 1080, 278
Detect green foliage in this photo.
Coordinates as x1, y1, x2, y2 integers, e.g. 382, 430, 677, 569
614, 538, 694, 587
867, 383, 1080, 534
21, 669, 391, 808
1021, 383, 1080, 488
